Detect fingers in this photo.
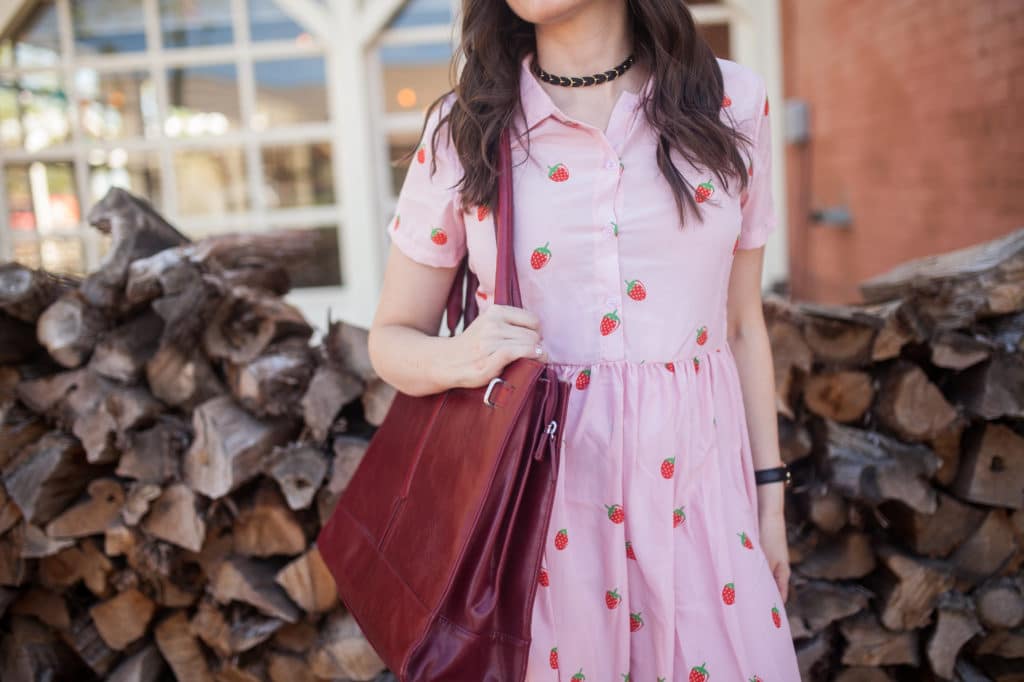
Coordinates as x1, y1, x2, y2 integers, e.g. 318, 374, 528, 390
491, 304, 542, 331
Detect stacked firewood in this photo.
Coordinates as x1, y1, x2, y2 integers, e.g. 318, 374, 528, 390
0, 189, 397, 681
768, 228, 1024, 681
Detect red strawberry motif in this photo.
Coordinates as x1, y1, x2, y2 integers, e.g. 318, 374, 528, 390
392, 213, 400, 230
538, 566, 549, 586
658, 678, 667, 682
625, 279, 646, 301
748, 162, 754, 176
572, 668, 586, 681
722, 94, 732, 107
575, 368, 591, 390
600, 309, 621, 336
749, 676, 763, 682
738, 531, 753, 549
673, 506, 686, 528
476, 290, 487, 300
696, 325, 708, 345
765, 95, 770, 116
476, 204, 489, 221
665, 362, 676, 373
548, 163, 570, 182
625, 540, 636, 560
693, 356, 700, 373
689, 662, 710, 682
629, 611, 644, 632
416, 144, 426, 164
605, 588, 621, 609
430, 227, 447, 245
733, 235, 740, 254
771, 603, 782, 628
549, 647, 558, 669
611, 220, 619, 236
605, 503, 624, 524
695, 178, 715, 203
554, 528, 568, 550
531, 242, 552, 269
722, 581, 736, 605
660, 457, 675, 479
621, 675, 631, 682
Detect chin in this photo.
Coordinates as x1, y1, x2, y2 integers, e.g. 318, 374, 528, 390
505, 0, 589, 24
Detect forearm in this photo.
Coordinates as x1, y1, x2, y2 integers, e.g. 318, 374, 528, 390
728, 317, 785, 518
368, 323, 463, 397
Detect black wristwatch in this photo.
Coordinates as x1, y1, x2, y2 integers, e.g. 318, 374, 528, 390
754, 464, 791, 486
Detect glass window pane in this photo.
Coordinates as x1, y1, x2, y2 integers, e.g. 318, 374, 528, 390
380, 43, 453, 115
166, 64, 240, 137
386, 129, 418, 196
282, 226, 342, 288
0, 1, 60, 68
0, 72, 71, 151
73, 0, 147, 55
262, 142, 334, 209
40, 238, 86, 276
248, 0, 307, 42
88, 149, 163, 212
389, 0, 452, 29
75, 70, 156, 140
160, 0, 234, 49
173, 147, 248, 216
4, 161, 81, 235
252, 57, 327, 128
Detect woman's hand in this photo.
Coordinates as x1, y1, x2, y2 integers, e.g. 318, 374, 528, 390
444, 303, 548, 389
758, 508, 791, 603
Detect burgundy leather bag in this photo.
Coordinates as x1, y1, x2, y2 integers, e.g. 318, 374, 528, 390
316, 127, 571, 681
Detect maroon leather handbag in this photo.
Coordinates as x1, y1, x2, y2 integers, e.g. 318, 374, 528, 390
316, 127, 571, 681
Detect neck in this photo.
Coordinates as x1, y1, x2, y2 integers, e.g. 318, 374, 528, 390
532, 1, 642, 91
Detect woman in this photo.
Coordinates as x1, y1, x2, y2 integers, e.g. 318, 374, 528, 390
369, 0, 801, 679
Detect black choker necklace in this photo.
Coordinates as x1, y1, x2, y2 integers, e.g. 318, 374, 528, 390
533, 53, 636, 87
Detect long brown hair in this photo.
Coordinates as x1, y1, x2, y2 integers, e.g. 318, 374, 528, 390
399, 0, 754, 228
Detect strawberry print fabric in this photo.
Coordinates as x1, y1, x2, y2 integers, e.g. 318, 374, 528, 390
387, 51, 800, 681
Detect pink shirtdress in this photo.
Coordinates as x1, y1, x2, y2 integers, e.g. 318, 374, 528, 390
386, 51, 802, 682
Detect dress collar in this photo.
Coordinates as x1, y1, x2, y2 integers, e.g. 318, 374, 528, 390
516, 51, 653, 134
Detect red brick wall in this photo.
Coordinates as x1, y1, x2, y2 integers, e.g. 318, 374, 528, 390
779, 0, 1024, 303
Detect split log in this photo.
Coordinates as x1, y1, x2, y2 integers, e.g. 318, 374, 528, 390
0, 615, 86, 682
797, 531, 877, 580
952, 423, 1024, 509
307, 610, 386, 681
154, 610, 214, 682
0, 402, 47, 470
0, 262, 78, 322
803, 370, 874, 423
806, 488, 849, 535
268, 653, 316, 682
784, 579, 871, 638
21, 523, 75, 558
107, 643, 166, 682
882, 491, 986, 558
89, 310, 163, 383
183, 395, 297, 499
875, 362, 958, 442
14, 367, 89, 418
145, 344, 225, 410
797, 301, 882, 368
778, 415, 813, 464
190, 598, 283, 657
950, 509, 1018, 588
273, 621, 319, 654
275, 546, 338, 614
974, 576, 1024, 629
9, 587, 70, 630
362, 378, 396, 427
232, 482, 306, 557
121, 483, 162, 526
925, 592, 984, 679
0, 485, 22, 536
317, 436, 369, 524
838, 611, 920, 667
225, 337, 316, 418
268, 444, 328, 511
140, 483, 207, 552
766, 317, 813, 419
930, 330, 992, 370
952, 348, 1024, 419
89, 587, 156, 650
117, 414, 190, 484
323, 319, 376, 381
859, 226, 1024, 330
300, 365, 362, 442
872, 544, 956, 630
203, 286, 312, 365
67, 610, 119, 676
38, 538, 112, 596
45, 477, 124, 538
820, 419, 940, 513
82, 186, 190, 311
931, 417, 966, 487
211, 556, 301, 623
36, 291, 108, 367
0, 525, 27, 586
68, 376, 164, 464
2, 432, 92, 525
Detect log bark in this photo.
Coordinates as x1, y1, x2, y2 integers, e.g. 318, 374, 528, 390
925, 591, 984, 679
89, 310, 164, 383
145, 343, 225, 410
2, 432, 92, 525
203, 285, 312, 365
300, 365, 362, 442
0, 262, 77, 323
107, 643, 166, 682
117, 414, 190, 484
153, 610, 213, 682
307, 610, 386, 681
190, 598, 283, 658
875, 362, 958, 443
268, 444, 327, 511
210, 556, 301, 623
225, 337, 316, 418
952, 348, 1024, 419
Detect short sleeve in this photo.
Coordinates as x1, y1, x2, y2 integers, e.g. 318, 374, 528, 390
386, 94, 467, 268
736, 77, 777, 251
